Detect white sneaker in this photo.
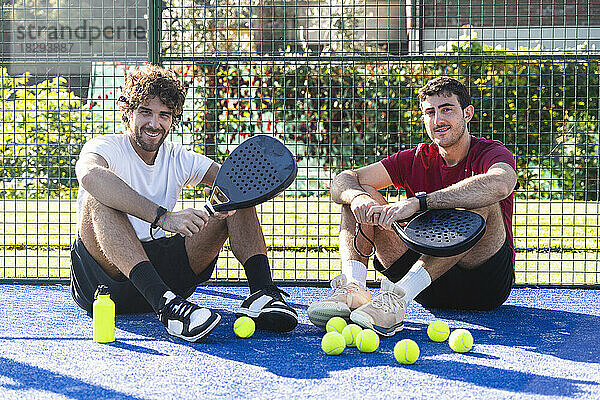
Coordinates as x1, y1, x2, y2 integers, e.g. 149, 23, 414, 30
350, 278, 406, 337
236, 285, 298, 332
307, 274, 372, 329
157, 291, 221, 342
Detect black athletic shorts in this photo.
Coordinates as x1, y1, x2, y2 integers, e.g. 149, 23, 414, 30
374, 238, 514, 311
70, 234, 217, 315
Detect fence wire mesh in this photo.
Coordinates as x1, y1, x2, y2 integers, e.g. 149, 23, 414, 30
1, 0, 599, 286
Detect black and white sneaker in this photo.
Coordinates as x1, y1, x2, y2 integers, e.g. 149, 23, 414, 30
158, 291, 221, 342
236, 285, 298, 332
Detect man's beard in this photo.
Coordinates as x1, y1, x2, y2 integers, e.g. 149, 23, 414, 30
435, 119, 467, 148
133, 125, 166, 152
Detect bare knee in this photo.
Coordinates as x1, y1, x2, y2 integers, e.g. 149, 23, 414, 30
340, 186, 388, 223
81, 193, 127, 222
363, 186, 388, 205
458, 202, 506, 268
79, 193, 133, 240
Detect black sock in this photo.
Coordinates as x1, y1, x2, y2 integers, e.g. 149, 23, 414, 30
243, 254, 273, 293
129, 261, 170, 313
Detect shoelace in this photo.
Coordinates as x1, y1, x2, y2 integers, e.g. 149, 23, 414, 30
264, 285, 290, 301
327, 281, 349, 299
328, 280, 365, 299
371, 291, 403, 314
164, 297, 196, 320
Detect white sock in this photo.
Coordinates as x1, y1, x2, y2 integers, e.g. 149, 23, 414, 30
396, 263, 432, 303
341, 260, 368, 289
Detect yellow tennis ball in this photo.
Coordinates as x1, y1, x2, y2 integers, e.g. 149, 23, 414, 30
341, 324, 362, 347
355, 329, 379, 353
325, 316, 347, 334
321, 331, 346, 355
448, 329, 474, 353
233, 316, 255, 338
427, 320, 450, 342
394, 339, 420, 365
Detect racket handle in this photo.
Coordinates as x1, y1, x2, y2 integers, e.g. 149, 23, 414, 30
391, 221, 403, 236
391, 220, 413, 247
204, 203, 215, 215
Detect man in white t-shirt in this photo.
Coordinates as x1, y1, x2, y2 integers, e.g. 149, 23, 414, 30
71, 65, 297, 342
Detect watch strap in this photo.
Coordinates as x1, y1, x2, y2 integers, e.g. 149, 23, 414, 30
151, 206, 167, 229
416, 192, 427, 212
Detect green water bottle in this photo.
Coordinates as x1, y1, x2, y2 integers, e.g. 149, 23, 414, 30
93, 285, 115, 343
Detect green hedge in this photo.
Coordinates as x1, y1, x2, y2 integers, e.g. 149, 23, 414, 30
2, 36, 598, 201
0, 68, 99, 198
183, 39, 599, 200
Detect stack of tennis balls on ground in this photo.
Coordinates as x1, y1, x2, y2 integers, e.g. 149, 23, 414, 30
321, 317, 380, 355
236, 314, 473, 358
427, 320, 474, 352
393, 320, 474, 365
319, 317, 473, 363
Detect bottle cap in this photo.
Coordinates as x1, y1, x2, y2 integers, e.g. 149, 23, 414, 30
94, 284, 110, 299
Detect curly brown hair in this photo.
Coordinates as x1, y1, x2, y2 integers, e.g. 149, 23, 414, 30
418, 76, 472, 109
118, 65, 187, 129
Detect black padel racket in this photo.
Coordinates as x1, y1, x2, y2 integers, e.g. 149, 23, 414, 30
391, 209, 486, 257
204, 135, 297, 214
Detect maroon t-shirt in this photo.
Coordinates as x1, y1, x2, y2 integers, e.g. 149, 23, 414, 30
381, 136, 516, 267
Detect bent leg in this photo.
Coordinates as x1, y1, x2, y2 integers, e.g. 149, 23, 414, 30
226, 207, 267, 264
415, 237, 514, 310
75, 194, 172, 315
219, 206, 298, 332
339, 187, 411, 268
307, 187, 396, 328
183, 216, 229, 276
183, 206, 271, 287
374, 202, 506, 279
79, 193, 150, 280
348, 201, 511, 334
379, 201, 511, 310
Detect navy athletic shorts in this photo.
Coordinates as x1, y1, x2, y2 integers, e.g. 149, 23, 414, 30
70, 234, 217, 314
374, 238, 514, 310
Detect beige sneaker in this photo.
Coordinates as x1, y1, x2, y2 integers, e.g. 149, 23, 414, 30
307, 274, 372, 329
349, 278, 406, 337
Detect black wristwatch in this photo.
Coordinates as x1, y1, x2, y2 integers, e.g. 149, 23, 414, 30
151, 206, 168, 229
415, 192, 428, 212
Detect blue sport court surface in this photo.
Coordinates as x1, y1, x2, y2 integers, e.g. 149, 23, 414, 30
0, 284, 598, 399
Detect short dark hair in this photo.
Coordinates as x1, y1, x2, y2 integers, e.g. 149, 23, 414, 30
418, 76, 472, 109
118, 65, 187, 128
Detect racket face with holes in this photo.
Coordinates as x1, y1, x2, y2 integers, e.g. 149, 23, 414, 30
209, 135, 297, 212
392, 209, 486, 257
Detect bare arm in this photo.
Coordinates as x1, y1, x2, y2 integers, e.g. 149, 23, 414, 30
373, 162, 517, 230
330, 162, 394, 205
76, 152, 159, 223
200, 162, 220, 187
330, 162, 396, 225
76, 153, 229, 237
427, 162, 517, 209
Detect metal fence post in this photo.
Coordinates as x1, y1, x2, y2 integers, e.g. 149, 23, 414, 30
148, 0, 162, 65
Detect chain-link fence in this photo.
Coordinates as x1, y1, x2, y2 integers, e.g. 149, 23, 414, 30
1, 0, 599, 286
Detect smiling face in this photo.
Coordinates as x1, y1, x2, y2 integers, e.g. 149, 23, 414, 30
127, 96, 173, 163
420, 93, 474, 150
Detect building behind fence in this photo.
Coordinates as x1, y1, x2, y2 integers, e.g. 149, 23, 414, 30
1, 0, 599, 286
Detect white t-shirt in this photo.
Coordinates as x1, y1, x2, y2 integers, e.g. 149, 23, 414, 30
77, 134, 213, 241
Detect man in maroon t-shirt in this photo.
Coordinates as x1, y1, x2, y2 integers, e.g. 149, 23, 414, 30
307, 76, 518, 337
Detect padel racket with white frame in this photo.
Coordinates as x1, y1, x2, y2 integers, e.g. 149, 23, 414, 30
204, 135, 297, 214
391, 209, 486, 257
